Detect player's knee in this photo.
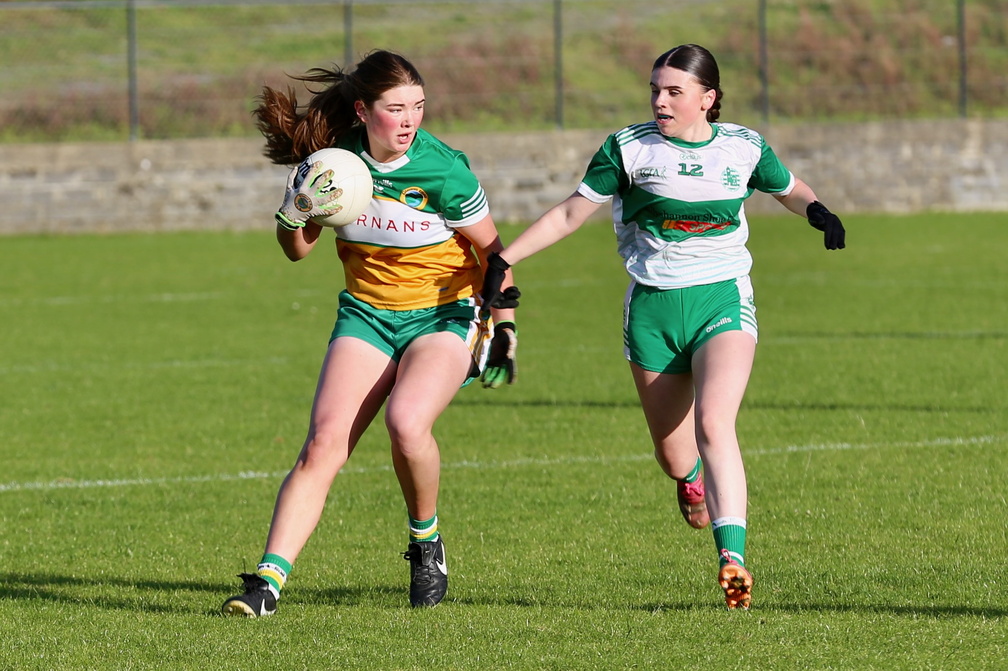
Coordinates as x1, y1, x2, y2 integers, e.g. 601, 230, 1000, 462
694, 414, 737, 451
386, 413, 433, 455
298, 427, 350, 472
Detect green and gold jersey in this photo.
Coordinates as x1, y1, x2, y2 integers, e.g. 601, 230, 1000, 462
578, 121, 794, 289
333, 128, 490, 310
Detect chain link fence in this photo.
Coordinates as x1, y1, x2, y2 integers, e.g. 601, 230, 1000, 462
2, 0, 1007, 143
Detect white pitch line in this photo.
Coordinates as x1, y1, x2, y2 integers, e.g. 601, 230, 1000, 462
0, 434, 1001, 495
744, 433, 1003, 456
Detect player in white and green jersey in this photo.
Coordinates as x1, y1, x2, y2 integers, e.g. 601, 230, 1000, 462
222, 50, 520, 617
582, 119, 794, 289
481, 44, 845, 610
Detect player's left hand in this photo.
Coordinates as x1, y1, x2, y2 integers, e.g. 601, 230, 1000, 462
481, 252, 520, 313
806, 201, 846, 250
489, 285, 521, 310
481, 321, 517, 389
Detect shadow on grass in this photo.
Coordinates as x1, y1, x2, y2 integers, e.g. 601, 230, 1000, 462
452, 397, 999, 414
0, 571, 403, 616
3, 571, 1004, 619
446, 593, 1008, 619
744, 401, 998, 414
0, 571, 231, 615
769, 330, 1008, 341
452, 398, 640, 409
631, 600, 1008, 618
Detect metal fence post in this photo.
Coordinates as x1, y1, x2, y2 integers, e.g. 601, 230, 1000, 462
758, 0, 769, 124
554, 0, 563, 129
127, 0, 139, 141
344, 0, 353, 67
958, 0, 967, 117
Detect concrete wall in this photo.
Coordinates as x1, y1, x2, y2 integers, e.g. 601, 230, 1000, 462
1, 119, 1006, 235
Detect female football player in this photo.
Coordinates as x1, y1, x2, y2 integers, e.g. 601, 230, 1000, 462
481, 44, 845, 609
222, 50, 519, 616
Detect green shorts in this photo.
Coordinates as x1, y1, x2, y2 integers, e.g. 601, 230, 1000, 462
330, 291, 492, 379
623, 276, 758, 374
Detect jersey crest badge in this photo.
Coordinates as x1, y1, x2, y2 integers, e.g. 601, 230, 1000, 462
400, 186, 429, 210
721, 166, 742, 191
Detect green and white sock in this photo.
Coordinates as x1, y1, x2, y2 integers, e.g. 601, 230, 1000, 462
681, 457, 702, 483
712, 517, 747, 567
409, 513, 439, 543
257, 553, 292, 599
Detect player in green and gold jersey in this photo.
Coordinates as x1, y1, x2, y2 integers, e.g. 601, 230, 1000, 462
222, 50, 519, 616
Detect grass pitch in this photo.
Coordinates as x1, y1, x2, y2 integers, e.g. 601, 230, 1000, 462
0, 213, 1006, 669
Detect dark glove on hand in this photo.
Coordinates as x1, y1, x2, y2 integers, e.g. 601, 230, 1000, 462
481, 321, 517, 389
490, 286, 521, 309
481, 252, 511, 312
806, 201, 846, 250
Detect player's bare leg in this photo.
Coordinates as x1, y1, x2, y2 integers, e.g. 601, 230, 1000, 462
265, 337, 395, 559
692, 330, 756, 608
631, 364, 710, 529
386, 331, 472, 606
223, 336, 395, 616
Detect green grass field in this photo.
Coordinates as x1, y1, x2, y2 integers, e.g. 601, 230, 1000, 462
1, 214, 1006, 669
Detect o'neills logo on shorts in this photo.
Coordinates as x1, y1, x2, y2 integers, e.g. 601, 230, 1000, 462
662, 220, 732, 233
706, 317, 733, 333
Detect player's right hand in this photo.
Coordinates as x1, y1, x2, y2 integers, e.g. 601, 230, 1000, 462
275, 160, 344, 230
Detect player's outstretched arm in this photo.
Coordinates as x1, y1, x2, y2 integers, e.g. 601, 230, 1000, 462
773, 178, 846, 250
498, 192, 603, 266
480, 192, 600, 315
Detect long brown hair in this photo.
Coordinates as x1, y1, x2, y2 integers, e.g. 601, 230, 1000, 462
254, 50, 425, 166
652, 44, 723, 123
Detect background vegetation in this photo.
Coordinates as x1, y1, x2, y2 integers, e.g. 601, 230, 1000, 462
1, 0, 1007, 142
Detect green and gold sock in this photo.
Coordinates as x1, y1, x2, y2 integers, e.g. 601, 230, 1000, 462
257, 553, 292, 598
409, 513, 439, 543
712, 517, 747, 567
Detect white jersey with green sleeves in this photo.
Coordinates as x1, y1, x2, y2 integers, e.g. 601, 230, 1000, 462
577, 121, 796, 289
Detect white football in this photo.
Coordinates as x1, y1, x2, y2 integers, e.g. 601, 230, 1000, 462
293, 148, 373, 228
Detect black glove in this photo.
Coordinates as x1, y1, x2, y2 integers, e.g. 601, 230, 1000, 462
481, 252, 521, 312
481, 321, 517, 388
490, 285, 520, 309
806, 201, 846, 250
